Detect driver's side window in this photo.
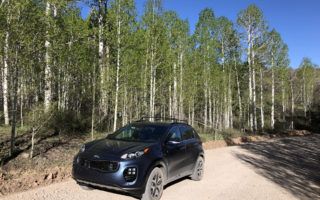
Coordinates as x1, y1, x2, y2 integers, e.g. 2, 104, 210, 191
167, 127, 182, 142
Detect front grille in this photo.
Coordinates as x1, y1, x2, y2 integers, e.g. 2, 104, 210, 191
78, 158, 119, 172
90, 160, 119, 172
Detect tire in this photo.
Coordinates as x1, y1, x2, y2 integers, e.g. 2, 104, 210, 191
190, 157, 204, 181
141, 167, 164, 200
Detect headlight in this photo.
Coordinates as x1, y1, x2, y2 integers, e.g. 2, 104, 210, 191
80, 144, 86, 153
121, 148, 149, 159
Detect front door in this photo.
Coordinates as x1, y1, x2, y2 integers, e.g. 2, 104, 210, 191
164, 126, 186, 179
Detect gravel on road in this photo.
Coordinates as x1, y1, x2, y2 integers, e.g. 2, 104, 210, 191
2, 135, 320, 200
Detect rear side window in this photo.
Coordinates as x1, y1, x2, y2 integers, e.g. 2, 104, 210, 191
180, 126, 194, 141
193, 129, 200, 140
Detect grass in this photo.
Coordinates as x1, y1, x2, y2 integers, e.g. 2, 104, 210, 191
199, 128, 245, 142
0, 125, 32, 137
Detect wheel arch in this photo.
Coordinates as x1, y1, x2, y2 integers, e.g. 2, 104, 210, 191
199, 151, 205, 160
142, 159, 167, 189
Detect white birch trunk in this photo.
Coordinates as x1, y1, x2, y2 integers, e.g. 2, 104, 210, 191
218, 97, 223, 130
271, 60, 275, 129
247, 31, 253, 131
209, 90, 212, 127
191, 98, 195, 126
98, 0, 107, 114
20, 79, 24, 127
204, 86, 208, 127
281, 80, 286, 120
188, 103, 191, 124
63, 71, 68, 110
228, 70, 233, 128
3, 29, 9, 125
252, 50, 257, 132
143, 46, 148, 113
149, 42, 155, 119
122, 86, 127, 126
179, 52, 184, 119
212, 95, 216, 129
152, 66, 156, 117
221, 39, 229, 129
0, 0, 5, 7
91, 64, 96, 140
215, 96, 218, 129
53, 4, 57, 17
169, 85, 172, 117
204, 45, 208, 127
260, 67, 264, 130
173, 63, 178, 118
149, 61, 153, 119
303, 67, 307, 117
44, 1, 51, 113
234, 58, 242, 129
290, 77, 294, 130
149, 2, 157, 120
30, 127, 35, 158
113, 0, 121, 131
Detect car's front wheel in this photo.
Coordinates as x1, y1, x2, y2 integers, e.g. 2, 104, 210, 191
191, 156, 204, 181
141, 167, 164, 200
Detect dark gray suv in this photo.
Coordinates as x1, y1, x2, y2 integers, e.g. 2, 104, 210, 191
72, 118, 204, 200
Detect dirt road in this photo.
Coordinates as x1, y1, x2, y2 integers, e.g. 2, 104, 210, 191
2, 135, 320, 200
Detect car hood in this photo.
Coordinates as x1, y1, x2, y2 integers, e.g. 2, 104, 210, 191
83, 139, 152, 159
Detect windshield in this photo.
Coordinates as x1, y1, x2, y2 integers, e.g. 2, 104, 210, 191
107, 124, 168, 142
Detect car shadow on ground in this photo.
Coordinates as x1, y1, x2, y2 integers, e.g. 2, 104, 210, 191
82, 176, 190, 199
82, 184, 138, 199
234, 134, 320, 200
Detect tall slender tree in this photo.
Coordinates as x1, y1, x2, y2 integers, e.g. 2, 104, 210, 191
237, 4, 267, 132
2, 0, 10, 125
194, 8, 216, 128
142, 0, 163, 119
267, 29, 289, 129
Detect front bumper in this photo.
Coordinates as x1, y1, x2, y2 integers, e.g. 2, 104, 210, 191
72, 154, 151, 195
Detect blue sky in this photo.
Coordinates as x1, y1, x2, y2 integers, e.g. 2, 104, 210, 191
78, 0, 320, 68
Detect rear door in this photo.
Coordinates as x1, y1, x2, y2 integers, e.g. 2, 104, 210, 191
179, 125, 199, 171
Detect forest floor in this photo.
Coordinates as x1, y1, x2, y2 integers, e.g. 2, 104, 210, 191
1, 134, 320, 200
0, 127, 316, 197
0, 128, 87, 196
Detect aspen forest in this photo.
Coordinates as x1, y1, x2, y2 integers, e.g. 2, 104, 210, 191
0, 0, 320, 159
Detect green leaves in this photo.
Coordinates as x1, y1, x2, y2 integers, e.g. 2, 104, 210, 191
237, 4, 264, 32
0, 1, 317, 133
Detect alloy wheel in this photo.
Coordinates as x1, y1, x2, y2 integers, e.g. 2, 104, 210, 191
150, 171, 163, 199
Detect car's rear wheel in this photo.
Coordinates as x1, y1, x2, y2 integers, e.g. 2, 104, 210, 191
141, 167, 164, 200
191, 156, 204, 181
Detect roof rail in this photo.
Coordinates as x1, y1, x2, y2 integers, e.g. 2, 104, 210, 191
137, 116, 188, 124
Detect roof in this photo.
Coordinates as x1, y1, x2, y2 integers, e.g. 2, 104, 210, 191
131, 120, 188, 127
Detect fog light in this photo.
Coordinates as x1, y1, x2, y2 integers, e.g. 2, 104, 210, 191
124, 167, 137, 182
